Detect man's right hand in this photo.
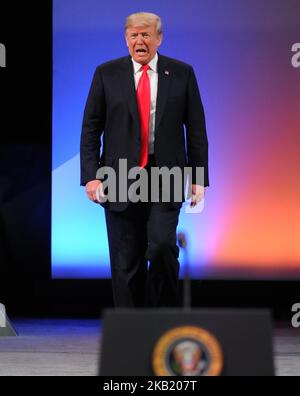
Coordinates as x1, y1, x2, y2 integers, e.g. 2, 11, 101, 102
85, 180, 102, 203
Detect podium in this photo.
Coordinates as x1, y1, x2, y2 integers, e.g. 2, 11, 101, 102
99, 308, 274, 376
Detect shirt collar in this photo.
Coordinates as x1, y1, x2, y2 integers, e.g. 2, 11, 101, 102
132, 52, 158, 74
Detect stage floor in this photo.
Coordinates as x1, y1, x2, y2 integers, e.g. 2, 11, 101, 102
0, 319, 299, 376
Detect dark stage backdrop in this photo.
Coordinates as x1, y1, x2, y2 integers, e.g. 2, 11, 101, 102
0, 1, 52, 315
52, 0, 300, 279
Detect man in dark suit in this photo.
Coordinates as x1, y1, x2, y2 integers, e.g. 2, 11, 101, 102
80, 12, 209, 308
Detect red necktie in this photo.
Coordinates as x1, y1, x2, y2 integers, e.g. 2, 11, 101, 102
136, 64, 150, 168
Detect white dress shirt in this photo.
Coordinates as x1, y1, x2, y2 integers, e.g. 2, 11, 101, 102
132, 53, 158, 155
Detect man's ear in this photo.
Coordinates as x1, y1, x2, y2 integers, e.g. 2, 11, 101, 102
125, 34, 129, 48
157, 34, 163, 47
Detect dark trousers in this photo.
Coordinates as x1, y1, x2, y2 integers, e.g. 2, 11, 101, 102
104, 156, 181, 308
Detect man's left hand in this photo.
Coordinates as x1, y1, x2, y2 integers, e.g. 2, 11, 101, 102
191, 184, 206, 207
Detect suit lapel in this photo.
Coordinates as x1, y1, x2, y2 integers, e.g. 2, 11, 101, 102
155, 54, 171, 133
118, 54, 171, 131
118, 56, 140, 122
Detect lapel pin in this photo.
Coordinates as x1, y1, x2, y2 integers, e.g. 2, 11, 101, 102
164, 70, 169, 76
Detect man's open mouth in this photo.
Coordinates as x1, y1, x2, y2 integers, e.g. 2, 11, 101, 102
136, 48, 147, 54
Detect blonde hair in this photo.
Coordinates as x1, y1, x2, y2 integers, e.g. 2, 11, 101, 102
126, 12, 162, 35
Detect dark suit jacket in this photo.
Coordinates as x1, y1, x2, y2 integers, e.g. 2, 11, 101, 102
80, 53, 209, 211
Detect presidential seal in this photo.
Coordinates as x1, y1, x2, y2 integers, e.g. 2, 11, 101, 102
152, 326, 223, 376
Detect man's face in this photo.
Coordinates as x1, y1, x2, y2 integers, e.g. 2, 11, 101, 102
126, 23, 162, 64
